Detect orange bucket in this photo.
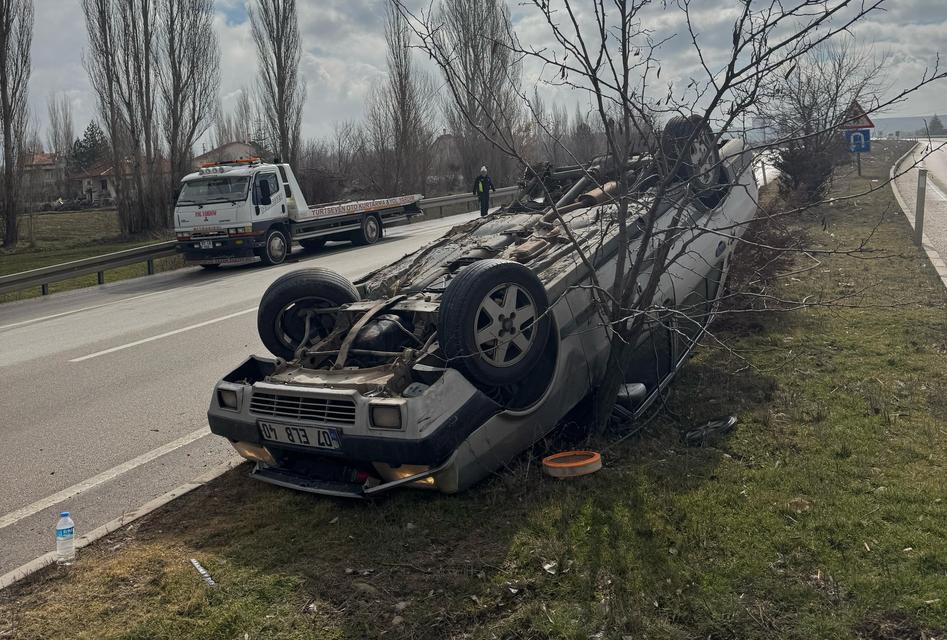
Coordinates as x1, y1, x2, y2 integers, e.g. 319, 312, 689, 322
541, 450, 602, 478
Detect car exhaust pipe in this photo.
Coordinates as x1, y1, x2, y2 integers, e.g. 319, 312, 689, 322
577, 180, 619, 207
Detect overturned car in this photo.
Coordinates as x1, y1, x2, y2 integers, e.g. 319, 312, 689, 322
207, 118, 760, 497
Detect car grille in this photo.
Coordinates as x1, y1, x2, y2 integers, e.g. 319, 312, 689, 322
249, 391, 357, 425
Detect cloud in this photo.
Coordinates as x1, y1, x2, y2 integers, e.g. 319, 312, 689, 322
26, 0, 947, 150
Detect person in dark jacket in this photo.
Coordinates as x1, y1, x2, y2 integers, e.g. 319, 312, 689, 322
472, 166, 495, 217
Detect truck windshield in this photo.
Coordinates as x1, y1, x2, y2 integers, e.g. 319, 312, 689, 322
177, 176, 250, 206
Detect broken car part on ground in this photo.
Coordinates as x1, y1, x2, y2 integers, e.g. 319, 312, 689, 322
206, 117, 760, 497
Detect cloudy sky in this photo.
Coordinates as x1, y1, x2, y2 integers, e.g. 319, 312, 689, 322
31, 0, 947, 150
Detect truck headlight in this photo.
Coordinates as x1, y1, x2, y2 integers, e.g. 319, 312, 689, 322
217, 388, 239, 411
370, 403, 403, 429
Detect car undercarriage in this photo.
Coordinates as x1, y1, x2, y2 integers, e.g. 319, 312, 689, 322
207, 117, 759, 497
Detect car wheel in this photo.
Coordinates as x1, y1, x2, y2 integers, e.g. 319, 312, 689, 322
350, 215, 381, 246
257, 268, 360, 359
662, 115, 724, 209
259, 227, 289, 265
299, 237, 327, 251
439, 259, 552, 389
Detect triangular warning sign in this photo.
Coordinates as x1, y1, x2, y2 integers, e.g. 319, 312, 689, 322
839, 101, 875, 129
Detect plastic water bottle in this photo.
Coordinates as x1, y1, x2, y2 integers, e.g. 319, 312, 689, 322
55, 512, 76, 564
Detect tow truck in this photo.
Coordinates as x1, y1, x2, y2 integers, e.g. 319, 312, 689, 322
173, 158, 423, 267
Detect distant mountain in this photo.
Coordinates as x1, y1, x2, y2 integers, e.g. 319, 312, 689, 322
873, 116, 940, 135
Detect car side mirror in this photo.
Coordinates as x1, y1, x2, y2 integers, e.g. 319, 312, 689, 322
258, 180, 272, 206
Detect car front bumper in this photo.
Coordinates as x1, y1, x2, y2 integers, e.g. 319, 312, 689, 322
207, 356, 502, 496
176, 234, 264, 264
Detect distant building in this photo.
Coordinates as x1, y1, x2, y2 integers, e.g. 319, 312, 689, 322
21, 152, 67, 206
71, 158, 172, 205
72, 161, 116, 205
192, 141, 262, 168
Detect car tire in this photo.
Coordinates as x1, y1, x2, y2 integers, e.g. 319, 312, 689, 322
350, 215, 381, 246
662, 115, 724, 209
200, 263, 221, 270
299, 237, 327, 251
438, 259, 552, 389
257, 268, 360, 359
259, 227, 290, 265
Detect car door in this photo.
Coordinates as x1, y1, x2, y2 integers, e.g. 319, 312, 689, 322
623, 309, 674, 392
253, 172, 283, 218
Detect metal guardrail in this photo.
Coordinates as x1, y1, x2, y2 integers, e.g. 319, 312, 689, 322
0, 241, 178, 296
0, 187, 521, 297
420, 185, 518, 208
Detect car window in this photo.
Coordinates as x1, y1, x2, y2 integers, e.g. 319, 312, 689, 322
624, 314, 673, 390
261, 173, 279, 199
178, 176, 250, 205
678, 288, 708, 348
705, 260, 724, 304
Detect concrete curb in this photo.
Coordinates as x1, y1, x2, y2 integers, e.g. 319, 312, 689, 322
0, 458, 245, 592
889, 142, 947, 291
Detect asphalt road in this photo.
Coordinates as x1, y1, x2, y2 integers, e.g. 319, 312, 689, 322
894, 139, 947, 261
0, 211, 481, 575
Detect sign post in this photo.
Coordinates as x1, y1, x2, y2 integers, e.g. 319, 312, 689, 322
844, 129, 871, 175
839, 101, 875, 177
915, 165, 928, 247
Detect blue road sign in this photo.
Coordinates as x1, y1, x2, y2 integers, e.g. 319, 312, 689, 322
845, 128, 871, 153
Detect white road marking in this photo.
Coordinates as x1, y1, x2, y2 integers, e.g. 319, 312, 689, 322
0, 290, 168, 332
69, 307, 257, 362
0, 427, 210, 530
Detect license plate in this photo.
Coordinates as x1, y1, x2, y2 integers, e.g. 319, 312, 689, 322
258, 420, 341, 450
199, 240, 213, 249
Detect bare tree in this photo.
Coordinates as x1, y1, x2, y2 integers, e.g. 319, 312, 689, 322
569, 105, 600, 164
250, 0, 306, 165
400, 0, 946, 432
363, 3, 437, 195
759, 41, 890, 202
83, 0, 127, 226
83, 0, 165, 235
159, 0, 220, 203
331, 120, 362, 182
0, 0, 32, 249
435, 0, 522, 184
46, 93, 74, 159
214, 88, 256, 148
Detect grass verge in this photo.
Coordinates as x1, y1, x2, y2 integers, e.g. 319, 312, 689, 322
0, 210, 179, 303
3, 141, 947, 639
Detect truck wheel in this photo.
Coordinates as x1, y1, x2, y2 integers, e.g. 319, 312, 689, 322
299, 237, 327, 251
438, 259, 552, 389
257, 268, 360, 359
259, 227, 289, 265
662, 115, 723, 209
350, 215, 381, 246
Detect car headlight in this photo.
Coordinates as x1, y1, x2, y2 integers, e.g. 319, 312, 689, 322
217, 388, 239, 411
370, 404, 403, 429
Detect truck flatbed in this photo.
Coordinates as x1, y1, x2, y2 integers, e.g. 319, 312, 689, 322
297, 194, 423, 222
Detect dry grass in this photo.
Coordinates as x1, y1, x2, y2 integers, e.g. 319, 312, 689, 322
0, 210, 178, 303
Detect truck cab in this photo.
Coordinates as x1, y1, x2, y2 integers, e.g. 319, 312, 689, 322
174, 159, 300, 266
173, 158, 422, 267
